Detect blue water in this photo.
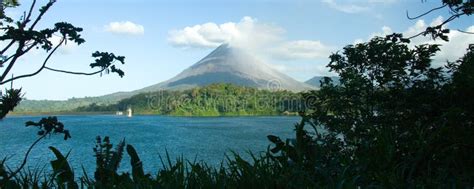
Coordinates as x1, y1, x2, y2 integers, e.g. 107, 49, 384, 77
0, 115, 298, 175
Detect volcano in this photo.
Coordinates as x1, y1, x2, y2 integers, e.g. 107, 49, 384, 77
137, 44, 313, 92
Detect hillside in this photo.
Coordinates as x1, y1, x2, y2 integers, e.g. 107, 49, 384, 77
76, 83, 305, 116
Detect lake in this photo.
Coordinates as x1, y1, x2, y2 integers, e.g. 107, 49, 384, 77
0, 115, 299, 175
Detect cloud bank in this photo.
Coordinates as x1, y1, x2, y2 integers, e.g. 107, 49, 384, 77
168, 16, 333, 60
104, 21, 145, 36
168, 17, 282, 49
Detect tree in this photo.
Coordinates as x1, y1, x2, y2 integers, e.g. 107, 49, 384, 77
267, 1, 474, 187
267, 36, 473, 188
0, 0, 126, 183
0, 0, 125, 119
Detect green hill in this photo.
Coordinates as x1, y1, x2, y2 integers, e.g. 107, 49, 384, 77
75, 83, 305, 116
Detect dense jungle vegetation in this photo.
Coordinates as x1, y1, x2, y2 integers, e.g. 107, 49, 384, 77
75, 83, 304, 116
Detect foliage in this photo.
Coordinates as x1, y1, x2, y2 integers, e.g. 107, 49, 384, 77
406, 0, 473, 41
0, 88, 22, 118
1, 1, 473, 188
0, 0, 126, 119
13, 96, 121, 114
49, 146, 77, 189
0, 1, 126, 184
25, 116, 71, 140
275, 37, 474, 187
75, 83, 305, 116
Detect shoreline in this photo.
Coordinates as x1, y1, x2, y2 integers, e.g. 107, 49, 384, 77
8, 111, 300, 117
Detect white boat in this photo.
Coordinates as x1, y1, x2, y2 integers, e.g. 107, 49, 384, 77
127, 107, 132, 117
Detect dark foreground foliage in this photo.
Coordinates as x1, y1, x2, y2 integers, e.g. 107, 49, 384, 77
1, 37, 474, 188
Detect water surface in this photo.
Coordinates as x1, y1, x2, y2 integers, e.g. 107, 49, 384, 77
0, 115, 298, 175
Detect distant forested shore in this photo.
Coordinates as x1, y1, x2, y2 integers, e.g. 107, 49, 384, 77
14, 83, 307, 116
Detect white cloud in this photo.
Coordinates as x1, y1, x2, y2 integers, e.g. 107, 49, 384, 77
50, 35, 78, 54
271, 62, 338, 79
322, 0, 369, 14
322, 0, 397, 14
271, 40, 334, 60
355, 16, 474, 66
397, 16, 474, 64
168, 16, 332, 61
104, 21, 144, 36
428, 26, 474, 65
168, 16, 283, 49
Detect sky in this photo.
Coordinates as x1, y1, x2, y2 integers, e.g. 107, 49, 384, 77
2, 0, 473, 100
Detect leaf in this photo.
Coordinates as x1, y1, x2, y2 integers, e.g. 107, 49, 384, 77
25, 121, 38, 127
49, 146, 77, 189
270, 145, 283, 153
400, 38, 411, 43
127, 144, 145, 180
267, 135, 281, 144
107, 139, 125, 172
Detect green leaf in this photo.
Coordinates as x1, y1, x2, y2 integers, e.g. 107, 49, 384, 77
49, 146, 77, 189
127, 144, 145, 180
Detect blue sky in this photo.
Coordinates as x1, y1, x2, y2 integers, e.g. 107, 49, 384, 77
4, 0, 473, 100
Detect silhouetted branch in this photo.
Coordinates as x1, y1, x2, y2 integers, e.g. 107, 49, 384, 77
406, 12, 465, 40
457, 29, 474, 34
5, 134, 46, 181
0, 39, 15, 55
0, 42, 26, 82
23, 0, 36, 27
44, 66, 107, 76
406, 4, 447, 20
0, 38, 64, 85
28, 1, 55, 31
0, 1, 35, 58
2, 54, 15, 64
0, 0, 39, 69
0, 41, 38, 68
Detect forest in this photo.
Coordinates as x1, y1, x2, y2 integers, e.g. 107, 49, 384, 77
75, 83, 304, 116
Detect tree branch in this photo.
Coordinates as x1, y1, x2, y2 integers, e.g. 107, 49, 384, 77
0, 41, 36, 67
0, 41, 25, 82
0, 40, 16, 55
44, 66, 106, 76
22, 0, 36, 27
456, 29, 474, 35
0, 38, 64, 85
4, 134, 47, 181
1, 0, 38, 67
407, 13, 465, 40
406, 4, 447, 20
28, 1, 55, 32
17, 41, 39, 57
